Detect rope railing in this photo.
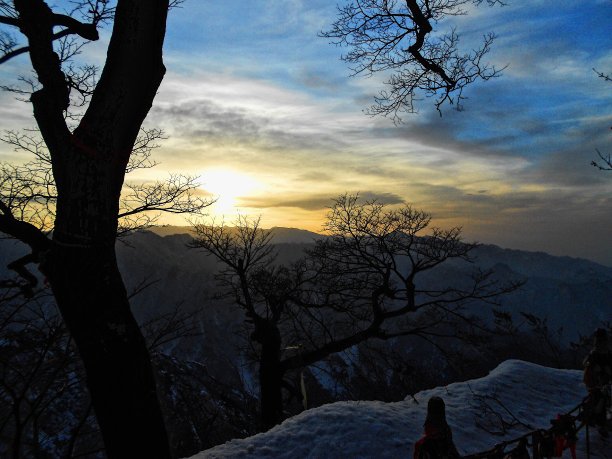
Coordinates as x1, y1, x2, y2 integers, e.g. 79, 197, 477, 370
462, 386, 610, 459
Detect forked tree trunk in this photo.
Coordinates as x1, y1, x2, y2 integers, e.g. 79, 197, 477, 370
41, 147, 170, 458
10, 1, 172, 455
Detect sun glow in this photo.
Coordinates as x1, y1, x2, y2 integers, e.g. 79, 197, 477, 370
201, 169, 261, 216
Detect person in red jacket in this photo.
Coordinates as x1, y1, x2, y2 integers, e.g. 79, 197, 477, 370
414, 396, 461, 459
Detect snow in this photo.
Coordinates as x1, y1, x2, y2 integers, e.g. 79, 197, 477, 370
187, 360, 611, 458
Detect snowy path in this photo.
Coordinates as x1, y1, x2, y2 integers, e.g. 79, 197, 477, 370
188, 360, 610, 458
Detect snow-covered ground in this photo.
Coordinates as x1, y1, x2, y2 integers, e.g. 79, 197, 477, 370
188, 360, 610, 458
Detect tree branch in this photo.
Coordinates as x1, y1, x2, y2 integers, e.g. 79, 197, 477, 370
0, 14, 18, 27
12, 0, 71, 155
322, 0, 503, 119
51, 13, 99, 41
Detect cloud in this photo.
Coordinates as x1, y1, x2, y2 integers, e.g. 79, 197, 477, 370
0, 86, 37, 136
150, 99, 266, 142
241, 195, 332, 211
240, 191, 405, 211
293, 68, 343, 92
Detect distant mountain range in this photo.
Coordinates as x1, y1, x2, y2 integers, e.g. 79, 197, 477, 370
143, 226, 612, 340
149, 224, 324, 244
1, 227, 610, 345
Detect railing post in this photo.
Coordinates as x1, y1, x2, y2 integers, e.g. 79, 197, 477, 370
532, 431, 540, 459
586, 424, 590, 459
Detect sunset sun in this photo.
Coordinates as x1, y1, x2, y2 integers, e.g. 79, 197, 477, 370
201, 169, 261, 216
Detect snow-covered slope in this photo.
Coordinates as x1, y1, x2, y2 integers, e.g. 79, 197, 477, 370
188, 360, 609, 458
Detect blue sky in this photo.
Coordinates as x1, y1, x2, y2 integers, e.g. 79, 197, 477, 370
0, 0, 611, 265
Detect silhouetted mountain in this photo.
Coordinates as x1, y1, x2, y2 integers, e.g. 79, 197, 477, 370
148, 225, 323, 244
2, 229, 610, 348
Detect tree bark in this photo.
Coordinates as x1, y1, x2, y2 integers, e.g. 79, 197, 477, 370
254, 320, 284, 429
44, 241, 169, 458
38, 140, 171, 458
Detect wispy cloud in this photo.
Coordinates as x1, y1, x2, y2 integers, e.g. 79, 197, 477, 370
241, 191, 405, 211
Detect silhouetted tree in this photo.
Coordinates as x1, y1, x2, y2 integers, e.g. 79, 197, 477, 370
490, 309, 607, 371
189, 217, 290, 429
0, 286, 101, 458
0, 128, 209, 244
0, 1, 178, 456
322, 0, 504, 120
0, 275, 210, 457
592, 149, 612, 171
191, 195, 521, 428
591, 69, 611, 171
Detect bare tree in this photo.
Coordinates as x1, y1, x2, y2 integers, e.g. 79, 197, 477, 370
0, 287, 101, 459
0, 279, 215, 458
0, 129, 212, 318
189, 216, 291, 429
190, 195, 521, 428
321, 0, 504, 120
591, 69, 611, 171
0, 128, 211, 238
0, 1, 177, 456
592, 149, 612, 171
283, 193, 521, 372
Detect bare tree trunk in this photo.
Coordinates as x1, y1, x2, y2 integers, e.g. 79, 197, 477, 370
41, 146, 170, 457
11, 402, 21, 459
255, 320, 284, 429
45, 246, 168, 457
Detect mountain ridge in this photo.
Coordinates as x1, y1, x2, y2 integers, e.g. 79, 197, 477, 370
0, 228, 610, 346
148, 225, 612, 270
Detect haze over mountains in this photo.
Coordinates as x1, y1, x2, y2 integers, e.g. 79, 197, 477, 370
1, 226, 610, 347
140, 226, 612, 341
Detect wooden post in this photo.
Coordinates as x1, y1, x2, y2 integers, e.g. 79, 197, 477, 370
532, 431, 541, 459
586, 424, 590, 459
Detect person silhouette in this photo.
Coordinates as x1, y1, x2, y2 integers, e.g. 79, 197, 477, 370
414, 396, 461, 459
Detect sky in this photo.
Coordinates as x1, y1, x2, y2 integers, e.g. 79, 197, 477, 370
190, 360, 607, 457
0, 1, 611, 265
